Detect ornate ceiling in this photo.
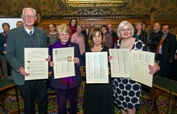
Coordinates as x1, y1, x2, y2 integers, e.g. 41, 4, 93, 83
0, 0, 176, 20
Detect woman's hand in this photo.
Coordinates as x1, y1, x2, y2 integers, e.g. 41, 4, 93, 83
50, 61, 54, 67
108, 56, 113, 62
73, 57, 79, 64
46, 55, 51, 62
148, 63, 160, 75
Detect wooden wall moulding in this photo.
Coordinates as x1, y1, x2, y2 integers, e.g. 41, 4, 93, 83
58, 0, 133, 8
65, 0, 123, 7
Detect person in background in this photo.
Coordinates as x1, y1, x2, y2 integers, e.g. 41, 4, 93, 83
142, 21, 149, 42
0, 22, 10, 77
147, 22, 163, 52
6, 7, 49, 114
16, 21, 23, 27
82, 28, 114, 114
133, 22, 147, 45
69, 18, 77, 37
49, 23, 83, 114
155, 24, 177, 78
112, 21, 160, 114
71, 25, 85, 55
47, 23, 58, 46
108, 23, 118, 47
82, 21, 91, 50
101, 25, 113, 48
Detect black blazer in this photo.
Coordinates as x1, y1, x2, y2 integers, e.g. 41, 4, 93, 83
110, 30, 117, 44
159, 33, 177, 62
134, 30, 148, 45
82, 29, 89, 50
147, 30, 163, 52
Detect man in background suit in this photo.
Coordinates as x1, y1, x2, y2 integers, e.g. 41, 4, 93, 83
82, 21, 91, 50
107, 24, 118, 47
147, 22, 163, 52
155, 24, 177, 78
6, 7, 48, 114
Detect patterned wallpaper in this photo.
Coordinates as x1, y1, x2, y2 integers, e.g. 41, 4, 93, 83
0, 0, 176, 20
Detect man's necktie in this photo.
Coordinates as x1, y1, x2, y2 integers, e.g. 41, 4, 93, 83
155, 34, 165, 54
29, 31, 32, 36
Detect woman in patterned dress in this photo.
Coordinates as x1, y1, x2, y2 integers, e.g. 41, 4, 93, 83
112, 21, 160, 114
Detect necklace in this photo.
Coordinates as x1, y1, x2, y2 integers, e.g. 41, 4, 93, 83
121, 39, 131, 49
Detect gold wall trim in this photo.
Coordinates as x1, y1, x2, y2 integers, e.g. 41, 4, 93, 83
65, 0, 124, 7
66, 0, 123, 3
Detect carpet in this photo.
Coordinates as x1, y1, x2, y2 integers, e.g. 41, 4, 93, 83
0, 81, 177, 114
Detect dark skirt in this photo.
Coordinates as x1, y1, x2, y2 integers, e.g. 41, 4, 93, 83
83, 79, 114, 114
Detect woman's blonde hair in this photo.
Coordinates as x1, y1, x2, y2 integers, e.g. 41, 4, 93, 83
117, 20, 134, 38
88, 28, 105, 48
135, 21, 143, 27
57, 23, 70, 35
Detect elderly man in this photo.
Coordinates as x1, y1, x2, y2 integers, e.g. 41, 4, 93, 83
82, 21, 91, 50
6, 7, 48, 114
108, 23, 118, 47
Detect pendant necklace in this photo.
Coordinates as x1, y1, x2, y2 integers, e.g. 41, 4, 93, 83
121, 39, 130, 49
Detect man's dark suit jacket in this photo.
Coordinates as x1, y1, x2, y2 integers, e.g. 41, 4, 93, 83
148, 30, 163, 52
110, 30, 117, 45
159, 33, 176, 62
6, 26, 47, 85
81, 29, 89, 50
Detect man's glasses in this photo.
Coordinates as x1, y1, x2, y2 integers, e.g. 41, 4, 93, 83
23, 15, 36, 18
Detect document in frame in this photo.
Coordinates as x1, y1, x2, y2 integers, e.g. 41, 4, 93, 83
24, 48, 48, 80
130, 50, 155, 87
86, 52, 108, 84
53, 47, 75, 79
109, 49, 131, 78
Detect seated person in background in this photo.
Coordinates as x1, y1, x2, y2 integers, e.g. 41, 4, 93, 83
101, 25, 113, 48
71, 25, 85, 55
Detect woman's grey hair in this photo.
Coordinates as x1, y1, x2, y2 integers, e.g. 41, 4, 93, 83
117, 20, 134, 38
22, 8, 36, 16
77, 24, 82, 28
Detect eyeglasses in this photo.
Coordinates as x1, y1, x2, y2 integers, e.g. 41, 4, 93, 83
162, 28, 169, 30
23, 15, 36, 18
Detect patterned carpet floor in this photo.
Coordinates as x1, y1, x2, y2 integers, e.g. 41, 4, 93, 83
0, 81, 177, 114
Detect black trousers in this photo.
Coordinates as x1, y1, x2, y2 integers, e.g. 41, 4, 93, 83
17, 80, 48, 114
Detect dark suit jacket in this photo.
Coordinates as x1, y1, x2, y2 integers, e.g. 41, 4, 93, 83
147, 30, 163, 52
49, 42, 83, 89
81, 29, 89, 50
6, 26, 47, 85
134, 30, 148, 45
110, 30, 117, 45
159, 33, 177, 62
0, 32, 6, 56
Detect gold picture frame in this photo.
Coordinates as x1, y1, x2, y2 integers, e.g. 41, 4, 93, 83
66, 0, 123, 3
66, 0, 124, 7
